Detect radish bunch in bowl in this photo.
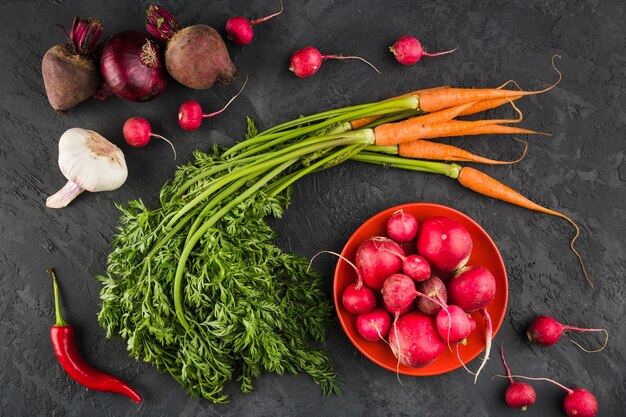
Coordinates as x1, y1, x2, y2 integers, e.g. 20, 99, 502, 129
339, 209, 497, 380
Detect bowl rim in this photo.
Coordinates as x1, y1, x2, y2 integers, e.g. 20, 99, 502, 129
333, 202, 508, 376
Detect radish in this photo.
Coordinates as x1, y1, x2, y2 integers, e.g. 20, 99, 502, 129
417, 216, 473, 272
381, 274, 417, 313
146, 6, 236, 89
390, 36, 457, 66
371, 240, 431, 282
500, 344, 536, 411
415, 276, 447, 315
289, 46, 380, 78
123, 117, 176, 159
225, 0, 284, 46
388, 311, 445, 368
355, 237, 404, 290
502, 375, 598, 417
436, 305, 474, 344
178, 78, 248, 131
386, 210, 418, 242
342, 282, 376, 315
447, 265, 496, 382
383, 299, 413, 316
526, 315, 608, 352
356, 308, 392, 341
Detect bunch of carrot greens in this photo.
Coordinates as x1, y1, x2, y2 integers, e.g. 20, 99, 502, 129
98, 57, 588, 403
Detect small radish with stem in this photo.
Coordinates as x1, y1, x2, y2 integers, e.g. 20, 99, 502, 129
310, 250, 376, 314
373, 239, 431, 282
226, 0, 284, 46
415, 276, 447, 315
526, 316, 608, 353
356, 308, 392, 341
498, 375, 598, 417
356, 237, 405, 290
388, 311, 446, 368
387, 210, 419, 242
123, 117, 177, 159
436, 305, 474, 345
447, 265, 496, 383
289, 46, 380, 78
500, 344, 536, 411
178, 77, 248, 131
390, 36, 457, 66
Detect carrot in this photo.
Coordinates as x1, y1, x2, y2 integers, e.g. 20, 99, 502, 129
419, 56, 561, 112
457, 166, 591, 287
398, 138, 528, 164
457, 96, 522, 117
349, 86, 450, 130
373, 105, 527, 146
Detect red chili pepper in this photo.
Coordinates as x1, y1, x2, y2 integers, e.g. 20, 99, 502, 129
49, 269, 142, 404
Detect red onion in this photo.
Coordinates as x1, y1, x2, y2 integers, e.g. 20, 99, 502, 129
100, 31, 167, 102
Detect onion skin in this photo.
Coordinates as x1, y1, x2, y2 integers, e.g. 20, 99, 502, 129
100, 31, 167, 102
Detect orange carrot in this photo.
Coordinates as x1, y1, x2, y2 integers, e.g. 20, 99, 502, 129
457, 96, 522, 117
457, 166, 591, 287
349, 86, 450, 130
419, 56, 561, 112
373, 107, 528, 146
398, 138, 528, 164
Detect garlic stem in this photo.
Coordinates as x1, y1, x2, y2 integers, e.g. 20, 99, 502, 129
46, 180, 85, 208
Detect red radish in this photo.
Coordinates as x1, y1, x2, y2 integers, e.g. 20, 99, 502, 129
390, 36, 457, 66
42, 17, 104, 111
225, 0, 284, 46
526, 316, 609, 352
123, 117, 177, 159
289, 46, 380, 78
500, 344, 536, 411
383, 299, 413, 316
417, 216, 473, 272
402, 254, 431, 282
356, 308, 392, 341
388, 311, 445, 368
381, 274, 417, 313
447, 265, 496, 383
178, 78, 248, 131
436, 305, 474, 344
415, 276, 447, 315
386, 210, 418, 242
503, 375, 598, 417
447, 266, 496, 313
342, 282, 376, 315
146, 6, 236, 89
355, 237, 404, 290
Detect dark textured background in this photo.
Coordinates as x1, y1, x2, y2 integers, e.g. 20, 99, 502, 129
1, 0, 624, 416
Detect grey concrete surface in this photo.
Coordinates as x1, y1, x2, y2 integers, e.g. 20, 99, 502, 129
1, 0, 624, 416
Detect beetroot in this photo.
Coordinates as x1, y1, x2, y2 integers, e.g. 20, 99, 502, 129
146, 6, 236, 89
386, 210, 418, 242
415, 276, 447, 315
388, 311, 445, 368
355, 237, 404, 290
356, 308, 392, 341
417, 216, 473, 272
526, 315, 608, 352
42, 17, 103, 111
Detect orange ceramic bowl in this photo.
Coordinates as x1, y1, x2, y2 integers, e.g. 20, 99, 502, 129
333, 203, 508, 376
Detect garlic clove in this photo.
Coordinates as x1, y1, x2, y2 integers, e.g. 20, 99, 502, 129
46, 180, 85, 208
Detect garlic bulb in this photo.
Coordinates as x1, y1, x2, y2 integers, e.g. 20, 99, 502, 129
46, 128, 128, 208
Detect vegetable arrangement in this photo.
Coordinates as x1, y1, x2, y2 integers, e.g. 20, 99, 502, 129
37, 4, 609, 415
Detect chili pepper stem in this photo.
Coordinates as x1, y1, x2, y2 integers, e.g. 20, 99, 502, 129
49, 268, 67, 327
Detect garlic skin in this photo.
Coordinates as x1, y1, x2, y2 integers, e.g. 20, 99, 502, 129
46, 128, 128, 208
